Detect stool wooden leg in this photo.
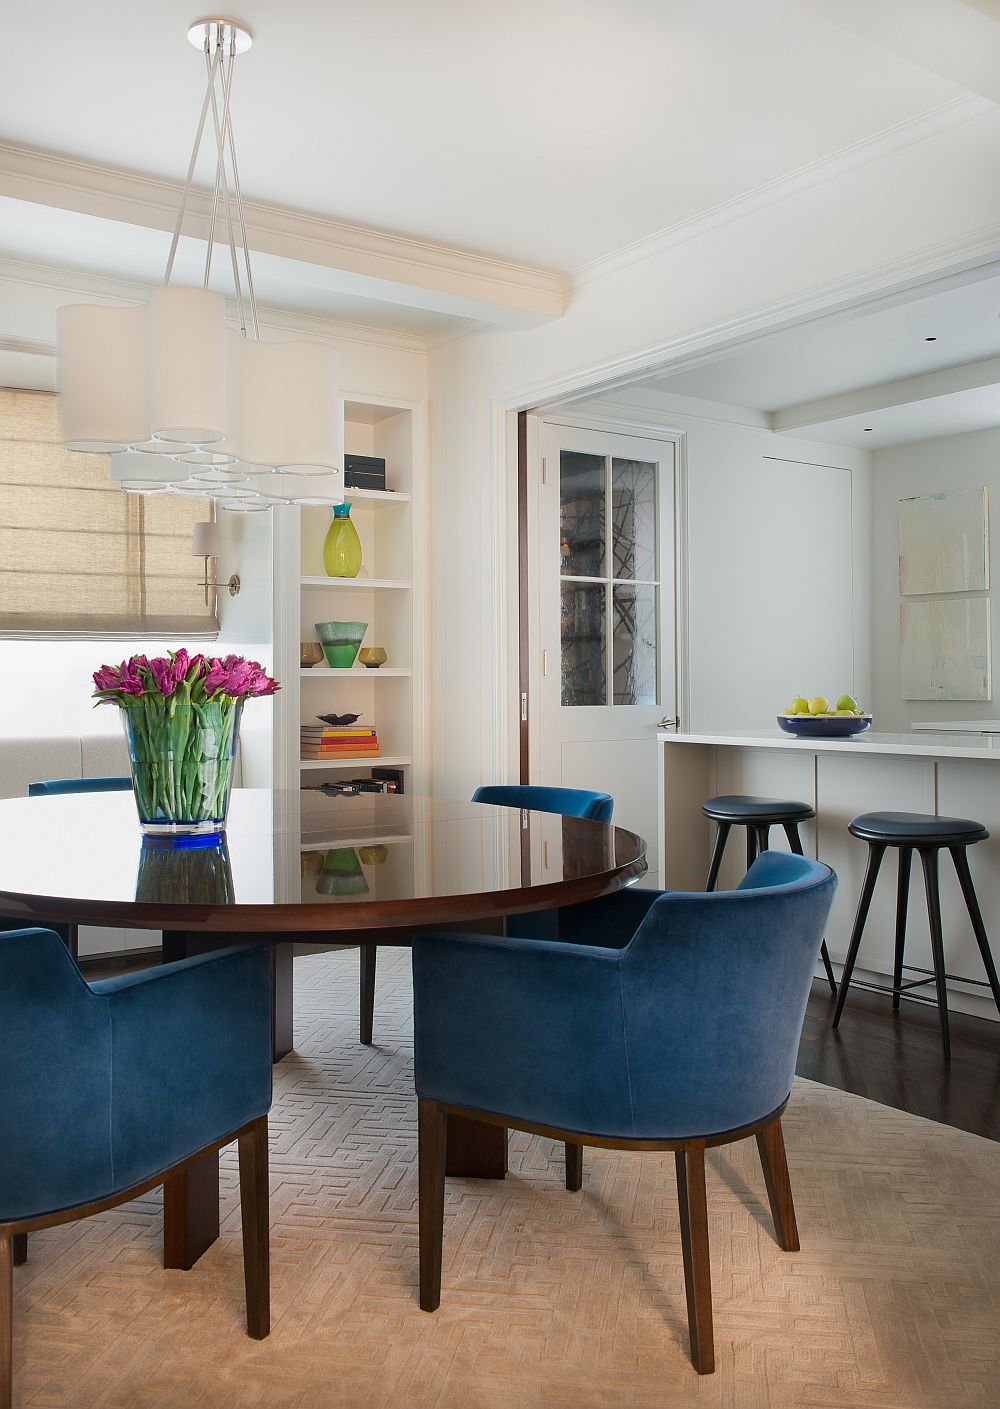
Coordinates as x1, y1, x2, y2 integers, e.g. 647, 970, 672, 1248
950, 846, 1000, 1016
783, 822, 836, 994
745, 827, 758, 871
705, 823, 730, 892
919, 848, 951, 1060
833, 842, 886, 1029
755, 824, 770, 857
892, 847, 912, 1011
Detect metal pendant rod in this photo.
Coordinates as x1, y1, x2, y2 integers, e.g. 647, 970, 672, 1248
164, 44, 221, 286
223, 100, 259, 339
206, 45, 246, 335
204, 153, 223, 288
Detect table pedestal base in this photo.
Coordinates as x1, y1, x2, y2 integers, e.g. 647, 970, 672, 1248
163, 1152, 220, 1269
445, 1114, 508, 1179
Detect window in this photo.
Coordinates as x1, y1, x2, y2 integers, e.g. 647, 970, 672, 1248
559, 450, 659, 706
0, 387, 218, 637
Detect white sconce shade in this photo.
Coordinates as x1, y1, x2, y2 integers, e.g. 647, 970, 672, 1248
239, 340, 341, 471
191, 520, 222, 557
148, 287, 229, 444
57, 304, 149, 452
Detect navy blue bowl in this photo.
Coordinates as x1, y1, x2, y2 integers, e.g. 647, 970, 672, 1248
777, 714, 872, 739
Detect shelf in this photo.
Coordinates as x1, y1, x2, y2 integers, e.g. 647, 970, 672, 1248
345, 488, 411, 509
299, 755, 412, 770
300, 832, 413, 852
300, 576, 411, 591
300, 667, 412, 677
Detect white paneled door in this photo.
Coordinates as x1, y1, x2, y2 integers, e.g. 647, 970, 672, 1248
537, 423, 677, 880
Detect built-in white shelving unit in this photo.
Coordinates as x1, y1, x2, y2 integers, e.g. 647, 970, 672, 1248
271, 395, 428, 800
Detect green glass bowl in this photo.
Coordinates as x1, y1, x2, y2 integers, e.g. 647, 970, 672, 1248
314, 620, 367, 669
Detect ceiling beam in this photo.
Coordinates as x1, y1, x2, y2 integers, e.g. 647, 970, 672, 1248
772, 354, 1000, 433
0, 141, 567, 328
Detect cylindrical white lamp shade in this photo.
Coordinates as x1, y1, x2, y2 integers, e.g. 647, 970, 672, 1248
148, 286, 229, 444
239, 339, 340, 471
191, 520, 221, 557
109, 451, 184, 485
57, 304, 149, 452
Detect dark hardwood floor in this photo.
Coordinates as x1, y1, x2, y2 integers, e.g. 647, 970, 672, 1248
799, 979, 1000, 1141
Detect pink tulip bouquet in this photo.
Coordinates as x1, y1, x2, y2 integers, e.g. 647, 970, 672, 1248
93, 650, 279, 835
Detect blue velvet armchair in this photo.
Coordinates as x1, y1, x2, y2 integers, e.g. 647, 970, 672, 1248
1, 928, 274, 1407
412, 850, 836, 1375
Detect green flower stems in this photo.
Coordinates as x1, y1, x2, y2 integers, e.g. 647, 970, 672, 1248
121, 693, 242, 824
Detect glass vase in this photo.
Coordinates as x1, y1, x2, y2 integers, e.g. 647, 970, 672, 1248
323, 501, 362, 577
120, 697, 242, 836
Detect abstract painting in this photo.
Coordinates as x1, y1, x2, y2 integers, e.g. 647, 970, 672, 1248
898, 487, 989, 596
900, 597, 991, 701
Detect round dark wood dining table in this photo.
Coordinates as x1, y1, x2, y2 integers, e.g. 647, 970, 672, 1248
0, 788, 647, 1268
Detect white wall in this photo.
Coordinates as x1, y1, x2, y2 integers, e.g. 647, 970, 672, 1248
872, 425, 1000, 731
428, 106, 999, 797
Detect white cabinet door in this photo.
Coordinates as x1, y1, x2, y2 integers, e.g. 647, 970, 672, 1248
537, 423, 676, 879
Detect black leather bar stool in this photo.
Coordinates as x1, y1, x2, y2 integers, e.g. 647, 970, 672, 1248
702, 794, 837, 993
832, 811, 1000, 1059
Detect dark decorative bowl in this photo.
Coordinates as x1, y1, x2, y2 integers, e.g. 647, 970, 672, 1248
777, 714, 872, 739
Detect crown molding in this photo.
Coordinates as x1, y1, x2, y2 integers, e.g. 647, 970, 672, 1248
0, 141, 568, 325
572, 94, 996, 290
0, 253, 431, 354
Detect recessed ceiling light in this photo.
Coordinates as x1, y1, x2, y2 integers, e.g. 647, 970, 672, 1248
863, 427, 874, 432
925, 336, 937, 342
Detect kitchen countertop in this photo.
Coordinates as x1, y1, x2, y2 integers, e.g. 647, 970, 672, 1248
657, 728, 1000, 761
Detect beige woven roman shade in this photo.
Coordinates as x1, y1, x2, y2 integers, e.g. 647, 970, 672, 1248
0, 387, 218, 637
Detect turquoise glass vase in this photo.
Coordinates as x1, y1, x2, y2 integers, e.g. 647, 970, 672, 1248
323, 502, 362, 578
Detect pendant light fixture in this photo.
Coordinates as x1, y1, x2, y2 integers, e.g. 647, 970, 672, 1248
56, 17, 344, 509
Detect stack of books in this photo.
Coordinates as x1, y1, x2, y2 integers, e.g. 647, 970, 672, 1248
300, 723, 380, 760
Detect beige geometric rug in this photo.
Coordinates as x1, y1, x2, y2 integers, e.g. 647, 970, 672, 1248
11, 948, 1000, 1409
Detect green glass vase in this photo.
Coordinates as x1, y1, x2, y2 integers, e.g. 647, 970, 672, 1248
323, 502, 362, 578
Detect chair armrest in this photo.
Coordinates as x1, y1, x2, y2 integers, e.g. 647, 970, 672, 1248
89, 945, 272, 1191
412, 930, 632, 1137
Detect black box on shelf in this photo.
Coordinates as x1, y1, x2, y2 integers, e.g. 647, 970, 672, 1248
345, 454, 387, 491
371, 766, 405, 795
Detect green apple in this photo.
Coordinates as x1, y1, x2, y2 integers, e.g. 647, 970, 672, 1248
808, 696, 829, 715
836, 694, 859, 713
786, 696, 810, 715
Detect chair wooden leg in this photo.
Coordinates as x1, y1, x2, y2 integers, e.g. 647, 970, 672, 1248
1, 1233, 12, 1409
675, 1143, 714, 1375
360, 946, 377, 1046
755, 1117, 799, 1252
418, 1099, 447, 1312
565, 1141, 583, 1191
705, 823, 730, 892
10, 1237, 25, 1269
237, 1116, 270, 1340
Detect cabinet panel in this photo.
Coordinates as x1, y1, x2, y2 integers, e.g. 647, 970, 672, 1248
935, 761, 1000, 1000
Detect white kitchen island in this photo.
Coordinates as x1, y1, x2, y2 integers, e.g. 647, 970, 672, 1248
658, 728, 1000, 1021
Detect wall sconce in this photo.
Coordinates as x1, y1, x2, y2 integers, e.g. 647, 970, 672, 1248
192, 520, 241, 606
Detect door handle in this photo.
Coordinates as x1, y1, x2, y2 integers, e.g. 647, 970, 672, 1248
658, 715, 680, 730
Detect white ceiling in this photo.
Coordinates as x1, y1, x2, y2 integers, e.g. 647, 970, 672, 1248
626, 267, 1000, 448
0, 0, 966, 273
645, 272, 1000, 411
